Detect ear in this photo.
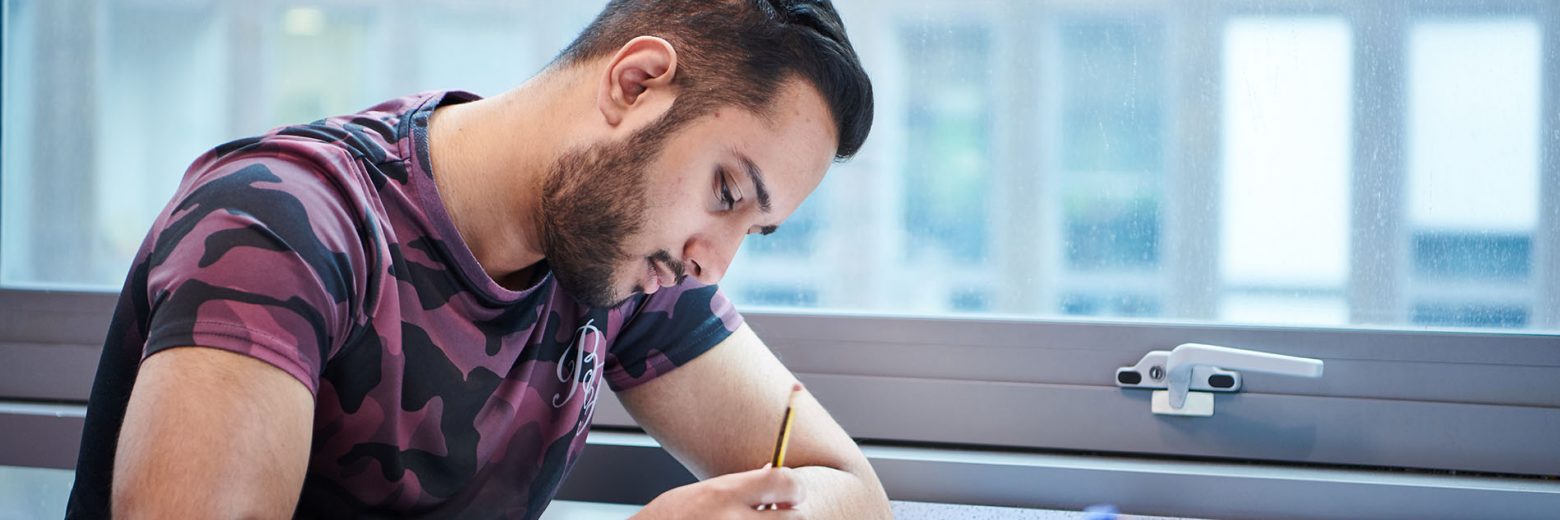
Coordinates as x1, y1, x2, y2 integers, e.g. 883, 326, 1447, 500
597, 36, 679, 128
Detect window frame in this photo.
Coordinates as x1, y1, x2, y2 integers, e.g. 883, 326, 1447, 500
2, 0, 1558, 495
4, 291, 1559, 477
551, 430, 1560, 519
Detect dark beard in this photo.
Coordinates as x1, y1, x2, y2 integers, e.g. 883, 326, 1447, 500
539, 122, 672, 309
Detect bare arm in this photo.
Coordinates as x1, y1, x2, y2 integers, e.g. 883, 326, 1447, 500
113, 346, 314, 519
619, 323, 891, 519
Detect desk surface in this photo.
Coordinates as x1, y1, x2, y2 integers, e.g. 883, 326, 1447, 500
1, 465, 1195, 519
543, 500, 1192, 519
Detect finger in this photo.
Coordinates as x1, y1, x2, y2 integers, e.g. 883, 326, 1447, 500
735, 466, 805, 507
743, 504, 804, 518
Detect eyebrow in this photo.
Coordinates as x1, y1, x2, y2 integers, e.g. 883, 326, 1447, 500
738, 153, 773, 214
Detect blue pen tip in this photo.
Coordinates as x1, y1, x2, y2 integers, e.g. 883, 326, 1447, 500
1083, 504, 1119, 520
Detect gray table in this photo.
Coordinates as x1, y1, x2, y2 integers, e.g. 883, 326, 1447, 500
542, 500, 1191, 519
1, 465, 1197, 519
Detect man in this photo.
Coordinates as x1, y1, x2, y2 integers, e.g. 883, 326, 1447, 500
65, 0, 886, 517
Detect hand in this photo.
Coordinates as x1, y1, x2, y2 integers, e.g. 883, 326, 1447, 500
631, 465, 807, 519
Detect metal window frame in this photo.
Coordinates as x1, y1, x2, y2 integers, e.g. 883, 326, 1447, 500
6, 403, 1555, 519
555, 431, 1560, 520
4, 294, 1559, 476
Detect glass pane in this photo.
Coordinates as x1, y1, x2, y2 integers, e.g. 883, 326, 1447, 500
1407, 20, 1541, 234
0, 465, 73, 519
3, 0, 1555, 333
1053, 18, 1166, 320
1218, 18, 1353, 325
413, 5, 536, 97
268, 6, 389, 128
95, 2, 228, 287
902, 25, 992, 266
1, 0, 39, 285
1406, 19, 1541, 328
1058, 20, 1164, 174
1, 0, 608, 288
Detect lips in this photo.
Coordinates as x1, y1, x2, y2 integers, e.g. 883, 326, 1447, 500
645, 257, 677, 294
639, 253, 688, 296
643, 259, 662, 295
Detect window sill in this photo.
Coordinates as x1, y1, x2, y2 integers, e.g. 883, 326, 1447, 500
568, 429, 1560, 520
3, 402, 1556, 519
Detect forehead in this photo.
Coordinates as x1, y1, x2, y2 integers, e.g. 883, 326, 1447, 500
744, 80, 838, 150
676, 81, 838, 200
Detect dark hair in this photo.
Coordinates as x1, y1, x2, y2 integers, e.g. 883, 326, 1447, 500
555, 0, 874, 159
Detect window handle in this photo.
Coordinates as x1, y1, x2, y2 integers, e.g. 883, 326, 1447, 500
1115, 343, 1324, 417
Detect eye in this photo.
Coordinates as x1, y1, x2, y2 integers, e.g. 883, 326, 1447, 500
716, 168, 738, 211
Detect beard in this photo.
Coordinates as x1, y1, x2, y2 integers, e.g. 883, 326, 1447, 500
539, 120, 674, 309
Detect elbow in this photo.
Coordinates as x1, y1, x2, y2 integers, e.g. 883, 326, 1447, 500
855, 462, 894, 520
837, 459, 893, 520
864, 476, 894, 520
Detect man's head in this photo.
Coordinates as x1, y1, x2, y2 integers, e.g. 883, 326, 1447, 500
555, 0, 873, 159
536, 0, 873, 308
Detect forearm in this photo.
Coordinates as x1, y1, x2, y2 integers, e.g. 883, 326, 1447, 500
790, 465, 891, 519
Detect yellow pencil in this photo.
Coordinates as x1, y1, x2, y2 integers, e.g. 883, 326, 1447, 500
770, 382, 802, 468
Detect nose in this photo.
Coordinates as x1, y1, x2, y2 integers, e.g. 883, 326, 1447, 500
684, 228, 743, 285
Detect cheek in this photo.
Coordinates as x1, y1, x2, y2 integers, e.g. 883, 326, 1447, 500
637, 167, 694, 216
646, 172, 710, 230
631, 203, 710, 257
623, 205, 673, 251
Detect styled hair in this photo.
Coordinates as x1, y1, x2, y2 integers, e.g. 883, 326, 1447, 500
555, 0, 874, 159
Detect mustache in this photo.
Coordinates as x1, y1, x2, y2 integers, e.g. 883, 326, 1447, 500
649, 249, 688, 282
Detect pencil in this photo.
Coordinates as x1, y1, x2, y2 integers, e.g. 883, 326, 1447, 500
769, 382, 802, 468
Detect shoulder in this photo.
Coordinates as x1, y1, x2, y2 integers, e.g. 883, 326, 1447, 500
147, 137, 380, 306
188, 91, 457, 194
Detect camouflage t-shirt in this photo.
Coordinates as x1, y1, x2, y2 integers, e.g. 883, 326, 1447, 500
67, 90, 743, 519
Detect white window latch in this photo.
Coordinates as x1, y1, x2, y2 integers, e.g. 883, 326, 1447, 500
1115, 343, 1324, 417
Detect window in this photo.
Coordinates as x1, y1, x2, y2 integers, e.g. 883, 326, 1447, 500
6, 0, 1553, 333
1051, 16, 1167, 319
0, 0, 603, 288
3, 0, 1558, 506
720, 0, 1560, 335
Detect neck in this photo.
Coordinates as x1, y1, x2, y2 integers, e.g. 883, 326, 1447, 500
426, 67, 588, 284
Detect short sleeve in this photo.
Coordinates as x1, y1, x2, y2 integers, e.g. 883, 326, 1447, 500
604, 280, 744, 391
141, 156, 366, 396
